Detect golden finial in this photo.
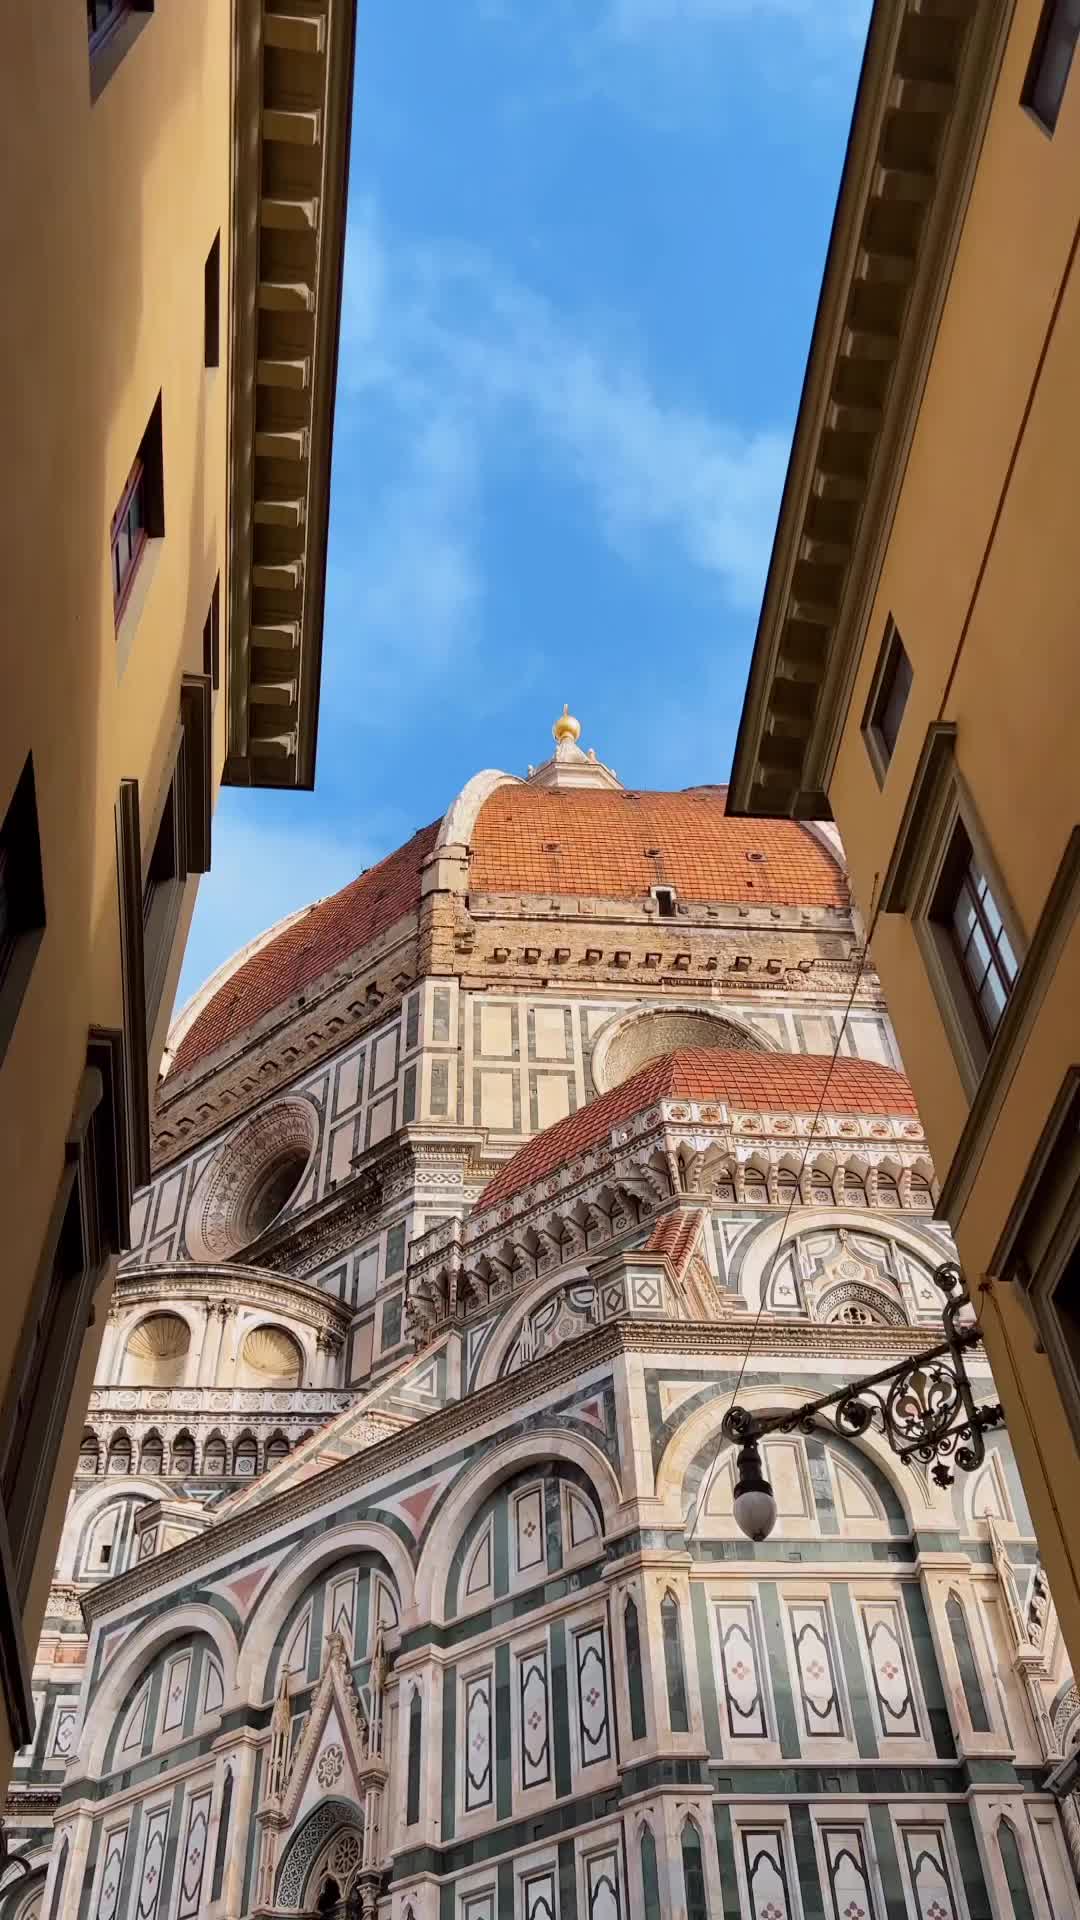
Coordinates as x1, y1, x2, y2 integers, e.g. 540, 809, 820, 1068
552, 703, 582, 745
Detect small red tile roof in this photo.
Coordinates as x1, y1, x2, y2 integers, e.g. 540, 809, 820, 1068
172, 821, 441, 1074
476, 1047, 919, 1210
470, 784, 847, 907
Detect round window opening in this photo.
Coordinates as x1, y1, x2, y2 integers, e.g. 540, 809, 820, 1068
241, 1149, 311, 1242
184, 1099, 318, 1262
592, 1005, 765, 1092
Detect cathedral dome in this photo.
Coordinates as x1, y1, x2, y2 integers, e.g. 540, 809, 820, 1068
169, 819, 442, 1074
476, 1045, 919, 1211
167, 725, 846, 1079
469, 784, 846, 909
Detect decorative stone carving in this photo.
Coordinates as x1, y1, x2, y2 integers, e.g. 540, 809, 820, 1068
184, 1099, 319, 1262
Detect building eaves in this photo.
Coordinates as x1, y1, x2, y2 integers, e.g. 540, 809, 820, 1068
224, 0, 359, 791
726, 0, 1015, 822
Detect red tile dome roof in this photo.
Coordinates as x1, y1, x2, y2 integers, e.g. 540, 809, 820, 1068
477, 1047, 918, 1211
171, 821, 441, 1074
169, 784, 846, 1077
470, 785, 847, 907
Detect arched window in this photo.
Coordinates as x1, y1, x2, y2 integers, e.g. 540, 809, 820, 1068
122, 1313, 190, 1388
172, 1431, 196, 1477
107, 1430, 132, 1475
681, 1819, 708, 1920
233, 1431, 258, 1477
996, 1821, 1035, 1920
211, 1766, 233, 1902
946, 1592, 991, 1733
640, 1825, 662, 1920
237, 1326, 302, 1389
661, 1591, 689, 1734
139, 1431, 164, 1476
316, 1879, 341, 1916
203, 1433, 227, 1477
624, 1597, 647, 1741
78, 1431, 99, 1475
406, 1687, 422, 1827
265, 1433, 290, 1468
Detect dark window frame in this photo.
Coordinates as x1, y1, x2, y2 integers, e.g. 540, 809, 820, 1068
0, 754, 47, 1068
111, 456, 148, 622
204, 232, 221, 370
993, 1066, 1080, 1461
87, 0, 132, 52
0, 1029, 130, 1748
115, 674, 211, 1191
930, 820, 1019, 1047
861, 619, 913, 784
1022, 0, 1080, 135
88, 0, 153, 102
112, 396, 164, 634
203, 575, 221, 692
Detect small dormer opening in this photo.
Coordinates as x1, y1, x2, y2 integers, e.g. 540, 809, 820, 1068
653, 885, 677, 919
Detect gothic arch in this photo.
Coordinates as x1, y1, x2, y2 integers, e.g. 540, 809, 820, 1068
731, 1210, 953, 1315
652, 1382, 944, 1533
274, 1796, 364, 1911
236, 1520, 416, 1701
56, 1477, 165, 1580
473, 1266, 595, 1387
415, 1430, 621, 1622
77, 1603, 238, 1781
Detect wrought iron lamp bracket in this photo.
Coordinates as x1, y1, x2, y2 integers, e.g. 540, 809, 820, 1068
721, 1263, 1004, 1489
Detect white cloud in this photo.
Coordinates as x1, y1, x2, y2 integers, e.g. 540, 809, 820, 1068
333, 193, 788, 638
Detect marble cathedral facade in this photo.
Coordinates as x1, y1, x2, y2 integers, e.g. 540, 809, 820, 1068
3, 719, 1079, 1920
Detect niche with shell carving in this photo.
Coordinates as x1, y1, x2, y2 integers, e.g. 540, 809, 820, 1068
237, 1325, 304, 1389
184, 1098, 319, 1262
122, 1313, 191, 1388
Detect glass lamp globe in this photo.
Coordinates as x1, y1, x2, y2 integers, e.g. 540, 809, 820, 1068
733, 1438, 778, 1542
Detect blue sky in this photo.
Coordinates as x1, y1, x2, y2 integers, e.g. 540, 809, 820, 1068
177, 0, 870, 1013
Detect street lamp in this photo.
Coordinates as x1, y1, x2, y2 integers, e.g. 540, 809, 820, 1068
722, 1263, 1005, 1543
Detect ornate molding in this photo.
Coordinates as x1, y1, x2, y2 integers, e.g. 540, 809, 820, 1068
81, 1313, 986, 1623
113, 1263, 351, 1336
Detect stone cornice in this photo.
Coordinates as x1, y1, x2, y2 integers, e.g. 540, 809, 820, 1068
153, 920, 419, 1170
81, 1315, 985, 1623
224, 0, 358, 791
112, 1262, 351, 1335
727, 0, 1016, 819
409, 1098, 934, 1293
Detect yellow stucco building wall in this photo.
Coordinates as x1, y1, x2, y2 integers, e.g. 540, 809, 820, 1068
0, 0, 356, 1788
730, 0, 1080, 1682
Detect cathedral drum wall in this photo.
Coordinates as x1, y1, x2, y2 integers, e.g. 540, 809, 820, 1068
5, 732, 1079, 1917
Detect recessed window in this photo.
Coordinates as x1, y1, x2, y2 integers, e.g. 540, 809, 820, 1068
112, 396, 163, 629
87, 0, 130, 49
932, 820, 1019, 1042
0, 754, 46, 1068
654, 886, 676, 918
1023, 0, 1080, 133
204, 233, 221, 369
203, 576, 221, 691
87, 1, 153, 101
863, 621, 913, 779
